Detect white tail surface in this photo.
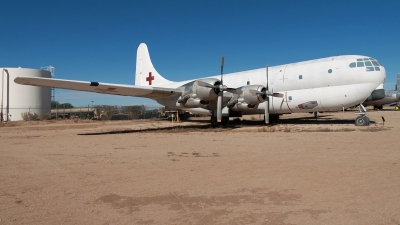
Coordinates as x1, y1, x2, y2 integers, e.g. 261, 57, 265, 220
135, 43, 171, 86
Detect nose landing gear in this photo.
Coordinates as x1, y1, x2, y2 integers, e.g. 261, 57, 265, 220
354, 104, 370, 126
355, 115, 370, 126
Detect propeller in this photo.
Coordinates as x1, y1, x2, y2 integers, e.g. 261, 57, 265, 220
217, 55, 224, 122
248, 64, 283, 124
265, 64, 270, 124
195, 55, 242, 124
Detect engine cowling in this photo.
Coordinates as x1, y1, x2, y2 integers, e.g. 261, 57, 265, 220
191, 78, 220, 100
176, 78, 221, 108
239, 85, 267, 105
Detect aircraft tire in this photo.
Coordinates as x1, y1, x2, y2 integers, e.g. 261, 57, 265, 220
221, 117, 229, 127
365, 116, 370, 125
355, 116, 368, 126
210, 116, 218, 128
270, 114, 280, 122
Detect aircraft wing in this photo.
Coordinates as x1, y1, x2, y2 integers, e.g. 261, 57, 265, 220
14, 77, 182, 99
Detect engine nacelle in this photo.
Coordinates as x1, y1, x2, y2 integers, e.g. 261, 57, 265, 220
239, 85, 267, 105
191, 78, 220, 100
177, 78, 221, 109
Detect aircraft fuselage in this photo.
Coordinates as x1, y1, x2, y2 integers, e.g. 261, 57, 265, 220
159, 55, 386, 115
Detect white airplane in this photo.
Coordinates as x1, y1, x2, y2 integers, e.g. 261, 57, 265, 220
14, 43, 386, 127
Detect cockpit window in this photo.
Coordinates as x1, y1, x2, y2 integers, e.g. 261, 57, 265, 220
369, 58, 382, 66
371, 61, 380, 66
349, 58, 382, 71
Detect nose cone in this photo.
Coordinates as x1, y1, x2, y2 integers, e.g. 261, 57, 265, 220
378, 66, 387, 85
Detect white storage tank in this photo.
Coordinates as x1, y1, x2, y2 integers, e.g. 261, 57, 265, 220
1, 68, 51, 121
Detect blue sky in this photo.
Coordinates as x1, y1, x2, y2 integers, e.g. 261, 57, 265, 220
1, 0, 399, 107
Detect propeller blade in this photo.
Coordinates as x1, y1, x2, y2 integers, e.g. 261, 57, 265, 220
248, 89, 264, 95
266, 64, 269, 90
221, 55, 224, 85
272, 93, 284, 97
217, 92, 222, 122
265, 97, 269, 124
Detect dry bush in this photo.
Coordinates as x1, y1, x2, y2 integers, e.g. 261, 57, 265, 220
21, 112, 40, 121
257, 126, 276, 132
283, 126, 292, 132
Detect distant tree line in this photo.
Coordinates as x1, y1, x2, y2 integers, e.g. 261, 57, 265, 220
51, 101, 74, 109
51, 101, 164, 120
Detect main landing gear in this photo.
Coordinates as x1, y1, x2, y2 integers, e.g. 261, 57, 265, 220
354, 104, 370, 126
210, 116, 229, 128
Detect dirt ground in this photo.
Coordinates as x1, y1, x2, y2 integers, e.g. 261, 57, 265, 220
1, 108, 399, 225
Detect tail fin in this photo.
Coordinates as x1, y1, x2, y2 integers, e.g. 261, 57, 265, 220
135, 43, 171, 86
396, 72, 400, 91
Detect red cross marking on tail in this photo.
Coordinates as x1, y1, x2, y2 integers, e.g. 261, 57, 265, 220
146, 72, 154, 85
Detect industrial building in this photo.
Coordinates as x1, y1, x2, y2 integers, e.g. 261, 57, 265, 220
1, 68, 51, 121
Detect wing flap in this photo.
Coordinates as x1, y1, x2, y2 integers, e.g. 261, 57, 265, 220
14, 77, 181, 99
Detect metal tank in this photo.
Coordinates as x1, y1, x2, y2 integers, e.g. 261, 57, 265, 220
1, 68, 51, 121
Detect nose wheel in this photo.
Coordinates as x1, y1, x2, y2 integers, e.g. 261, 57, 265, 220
355, 115, 370, 126
354, 104, 370, 126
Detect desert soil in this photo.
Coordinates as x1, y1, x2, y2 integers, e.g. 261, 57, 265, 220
0, 108, 399, 225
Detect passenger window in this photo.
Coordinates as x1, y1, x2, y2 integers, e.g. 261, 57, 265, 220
328, 69, 332, 73
365, 61, 372, 66
357, 62, 364, 67
299, 75, 302, 79
288, 96, 292, 100
366, 67, 374, 71
349, 62, 356, 68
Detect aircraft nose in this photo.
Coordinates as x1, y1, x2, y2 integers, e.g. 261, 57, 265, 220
379, 66, 387, 84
